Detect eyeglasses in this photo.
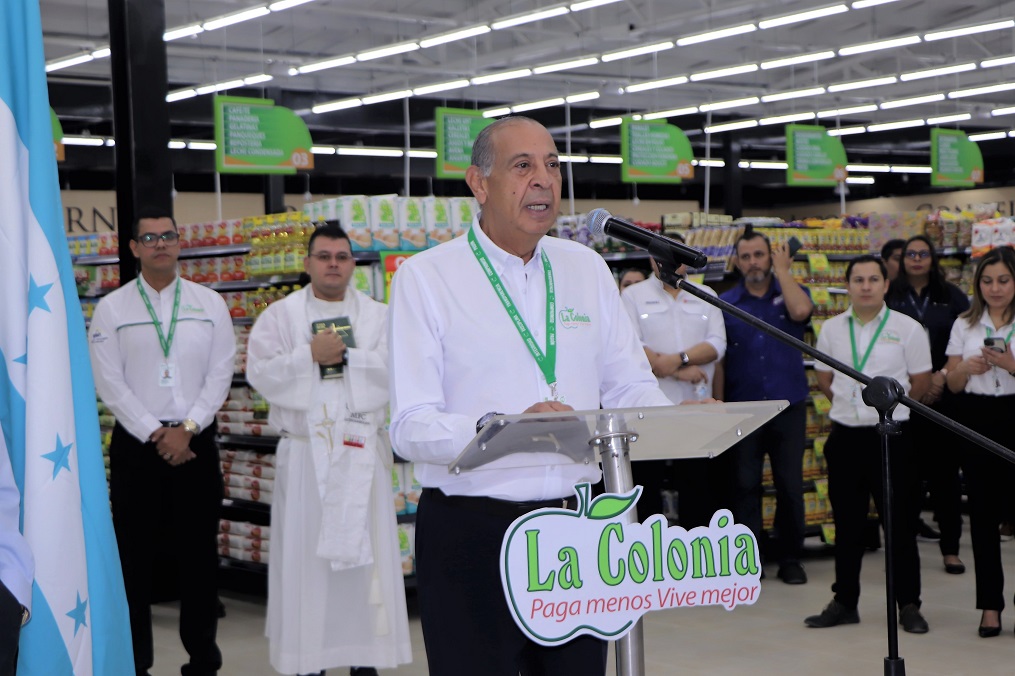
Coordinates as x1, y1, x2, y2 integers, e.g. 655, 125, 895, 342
905, 250, 931, 260
309, 252, 355, 263
136, 231, 180, 247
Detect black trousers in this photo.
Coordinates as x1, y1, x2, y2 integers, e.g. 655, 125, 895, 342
0, 580, 22, 676
824, 422, 921, 610
910, 396, 965, 557
415, 488, 607, 676
632, 455, 732, 529
109, 422, 223, 676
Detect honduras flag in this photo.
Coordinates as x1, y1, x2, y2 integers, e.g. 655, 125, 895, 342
0, 1, 133, 674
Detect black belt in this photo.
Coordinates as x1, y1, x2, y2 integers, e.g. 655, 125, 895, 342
160, 420, 183, 427
423, 487, 577, 518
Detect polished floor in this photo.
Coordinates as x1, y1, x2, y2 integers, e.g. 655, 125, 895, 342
151, 518, 1015, 675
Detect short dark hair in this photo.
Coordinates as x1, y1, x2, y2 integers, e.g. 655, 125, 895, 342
307, 223, 350, 254
471, 116, 544, 176
880, 239, 905, 260
734, 230, 771, 256
846, 254, 888, 281
133, 209, 176, 238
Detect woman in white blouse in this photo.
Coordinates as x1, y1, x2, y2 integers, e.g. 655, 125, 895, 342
944, 246, 1015, 638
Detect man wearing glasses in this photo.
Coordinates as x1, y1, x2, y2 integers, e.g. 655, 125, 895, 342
247, 224, 410, 676
88, 211, 235, 675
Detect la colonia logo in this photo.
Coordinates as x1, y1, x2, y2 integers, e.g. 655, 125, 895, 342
559, 306, 591, 329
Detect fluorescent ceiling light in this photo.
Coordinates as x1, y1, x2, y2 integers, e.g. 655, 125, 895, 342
298, 56, 356, 74
269, 0, 316, 10
45, 53, 94, 72
694, 159, 726, 167
699, 96, 760, 112
839, 35, 920, 56
601, 42, 674, 62
413, 80, 471, 96
407, 149, 438, 158
949, 82, 1015, 98
624, 76, 688, 93
195, 79, 244, 96
760, 112, 815, 125
880, 93, 945, 109
759, 5, 849, 30
533, 57, 599, 75
925, 19, 1015, 42
311, 146, 336, 155
244, 74, 273, 85
202, 7, 270, 32
761, 87, 825, 103
164, 24, 204, 41
362, 90, 413, 105
512, 97, 566, 113
737, 161, 750, 169
992, 106, 1015, 116
816, 104, 878, 118
589, 117, 623, 128
419, 26, 491, 49
705, 120, 759, 133
827, 75, 897, 92
166, 89, 198, 102
846, 176, 876, 184
890, 165, 931, 173
969, 131, 1008, 141
312, 98, 363, 114
749, 161, 789, 169
187, 141, 217, 150
566, 92, 600, 104
981, 56, 1015, 68
926, 113, 971, 124
689, 63, 758, 82
104, 138, 115, 146
168, 140, 187, 149
851, 0, 902, 7
590, 155, 624, 163
642, 107, 698, 120
492, 7, 570, 30
761, 51, 835, 70
900, 63, 976, 81
288, 67, 299, 76
337, 147, 403, 157
91, 48, 111, 59
62, 136, 105, 146
867, 119, 925, 132
357, 43, 419, 62
571, 0, 621, 9
559, 154, 589, 163
472, 69, 532, 85
676, 24, 756, 47
847, 163, 890, 172
827, 126, 866, 136
482, 107, 513, 118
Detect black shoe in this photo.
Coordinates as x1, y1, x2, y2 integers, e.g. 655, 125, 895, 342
899, 604, 929, 634
350, 669, 378, 676
805, 600, 859, 628
777, 562, 808, 585
917, 520, 941, 541
979, 623, 1002, 638
944, 558, 966, 575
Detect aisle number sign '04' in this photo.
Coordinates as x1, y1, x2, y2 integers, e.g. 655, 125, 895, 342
500, 484, 761, 646
214, 95, 315, 174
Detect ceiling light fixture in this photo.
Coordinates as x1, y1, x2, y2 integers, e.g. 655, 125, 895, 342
45, 53, 94, 73
968, 131, 1008, 141
61, 136, 106, 146
704, 120, 759, 133
312, 98, 363, 114
310, 146, 336, 155
816, 104, 878, 118
761, 87, 826, 103
590, 155, 624, 163
868, 119, 925, 132
851, 0, 902, 7
760, 112, 816, 125
601, 42, 675, 62
624, 76, 688, 93
827, 126, 867, 136
559, 154, 589, 163
91, 48, 111, 59
566, 92, 600, 104
187, 141, 217, 150
491, 7, 570, 30
926, 113, 971, 124
164, 24, 204, 41
407, 149, 439, 158
472, 69, 533, 85
202, 7, 271, 32
880, 93, 945, 109
899, 63, 976, 81
195, 79, 245, 96
700, 96, 760, 112
749, 160, 789, 169
925, 19, 1015, 41
571, 0, 622, 9
512, 97, 566, 112
357, 43, 419, 62
642, 107, 698, 120
949, 82, 1015, 98
419, 26, 491, 49
760, 51, 836, 70
694, 159, 726, 167
269, 0, 316, 9
413, 80, 471, 96
676, 24, 756, 47
244, 74, 274, 85
168, 140, 187, 150
337, 147, 403, 157
847, 163, 890, 172
992, 106, 1015, 116
297, 56, 356, 74
846, 176, 875, 184
533, 57, 599, 75
589, 117, 623, 129
981, 55, 1015, 68
828, 75, 898, 92
890, 165, 931, 173
361, 90, 413, 105
166, 89, 197, 103
689, 63, 759, 82
482, 107, 513, 118
759, 5, 849, 30
839, 35, 920, 56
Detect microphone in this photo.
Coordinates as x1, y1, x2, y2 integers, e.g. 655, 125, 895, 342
586, 209, 708, 269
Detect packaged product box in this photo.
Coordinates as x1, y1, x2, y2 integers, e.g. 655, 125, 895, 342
397, 523, 415, 576
220, 519, 270, 540
396, 196, 427, 250
448, 197, 477, 238
335, 196, 372, 251
97, 231, 114, 255
972, 222, 996, 258
351, 265, 374, 298
422, 196, 453, 247
392, 465, 407, 516
369, 194, 400, 251
404, 463, 421, 514
761, 495, 776, 530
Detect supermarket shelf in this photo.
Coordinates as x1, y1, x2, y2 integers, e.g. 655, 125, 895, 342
219, 556, 267, 574
72, 245, 385, 266
73, 253, 119, 265
232, 317, 254, 326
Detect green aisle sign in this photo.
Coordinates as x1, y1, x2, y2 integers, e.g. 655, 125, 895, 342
786, 125, 847, 186
931, 128, 984, 187
214, 95, 314, 174
435, 107, 494, 179
620, 119, 694, 183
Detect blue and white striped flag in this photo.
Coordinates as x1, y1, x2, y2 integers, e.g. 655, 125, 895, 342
0, 1, 133, 673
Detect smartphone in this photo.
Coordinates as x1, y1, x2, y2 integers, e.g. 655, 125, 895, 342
984, 337, 1007, 352
787, 236, 803, 257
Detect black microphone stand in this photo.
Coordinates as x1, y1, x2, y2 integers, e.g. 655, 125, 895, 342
654, 258, 1015, 676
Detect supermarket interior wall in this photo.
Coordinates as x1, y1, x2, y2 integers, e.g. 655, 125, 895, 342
744, 186, 1015, 221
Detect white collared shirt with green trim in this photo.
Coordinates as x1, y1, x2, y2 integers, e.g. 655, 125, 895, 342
946, 313, 1015, 396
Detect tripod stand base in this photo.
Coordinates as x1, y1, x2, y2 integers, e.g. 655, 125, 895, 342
885, 656, 905, 676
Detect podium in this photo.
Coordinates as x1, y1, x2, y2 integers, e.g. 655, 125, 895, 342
451, 400, 789, 676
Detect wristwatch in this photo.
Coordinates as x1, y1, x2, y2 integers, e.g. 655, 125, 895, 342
476, 411, 505, 434
679, 352, 690, 367
182, 418, 201, 435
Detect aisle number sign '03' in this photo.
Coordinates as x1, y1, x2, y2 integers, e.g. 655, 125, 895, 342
500, 484, 761, 646
931, 128, 984, 188
621, 119, 694, 184
786, 124, 847, 187
214, 95, 315, 175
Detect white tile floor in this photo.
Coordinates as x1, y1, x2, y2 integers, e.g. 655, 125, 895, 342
151, 519, 1015, 675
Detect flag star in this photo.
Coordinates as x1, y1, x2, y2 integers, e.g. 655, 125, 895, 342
42, 435, 73, 479
28, 275, 54, 315
66, 592, 88, 636
13, 354, 27, 365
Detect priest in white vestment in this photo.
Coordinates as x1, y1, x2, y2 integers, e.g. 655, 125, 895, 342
247, 224, 411, 676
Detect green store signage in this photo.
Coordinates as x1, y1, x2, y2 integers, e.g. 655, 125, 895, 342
931, 128, 984, 187
435, 107, 495, 179
786, 124, 847, 187
500, 484, 761, 646
214, 95, 314, 175
621, 119, 694, 184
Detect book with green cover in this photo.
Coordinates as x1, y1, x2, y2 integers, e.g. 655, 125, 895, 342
311, 316, 355, 379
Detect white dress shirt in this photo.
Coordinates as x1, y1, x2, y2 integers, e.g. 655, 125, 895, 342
88, 274, 236, 442
815, 303, 932, 426
621, 275, 726, 403
388, 221, 673, 501
946, 314, 1015, 396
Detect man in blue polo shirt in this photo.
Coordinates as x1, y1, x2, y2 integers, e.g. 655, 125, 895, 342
715, 231, 813, 584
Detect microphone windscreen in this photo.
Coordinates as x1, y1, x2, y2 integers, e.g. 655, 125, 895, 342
586, 208, 612, 237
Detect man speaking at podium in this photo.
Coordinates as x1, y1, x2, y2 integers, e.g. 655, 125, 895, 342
388, 116, 673, 675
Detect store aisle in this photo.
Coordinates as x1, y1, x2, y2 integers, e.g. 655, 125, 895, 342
151, 529, 1015, 675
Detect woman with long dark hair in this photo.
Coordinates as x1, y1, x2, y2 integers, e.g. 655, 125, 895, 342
944, 246, 1015, 637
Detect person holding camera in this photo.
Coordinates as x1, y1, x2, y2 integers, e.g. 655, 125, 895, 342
943, 246, 1015, 638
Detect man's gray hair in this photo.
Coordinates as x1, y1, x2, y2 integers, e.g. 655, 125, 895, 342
470, 116, 541, 176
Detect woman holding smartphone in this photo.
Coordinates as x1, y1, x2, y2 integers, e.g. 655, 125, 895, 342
944, 246, 1015, 638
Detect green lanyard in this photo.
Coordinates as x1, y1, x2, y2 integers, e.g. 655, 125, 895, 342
136, 276, 181, 359
985, 324, 1015, 343
468, 227, 558, 399
848, 308, 890, 372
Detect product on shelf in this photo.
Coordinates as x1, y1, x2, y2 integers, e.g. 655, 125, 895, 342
369, 195, 400, 250
397, 522, 415, 576
422, 196, 453, 248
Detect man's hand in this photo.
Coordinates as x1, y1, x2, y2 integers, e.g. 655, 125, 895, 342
311, 329, 346, 365
921, 370, 946, 405
771, 242, 793, 277
151, 427, 197, 467
523, 401, 574, 414
674, 365, 707, 383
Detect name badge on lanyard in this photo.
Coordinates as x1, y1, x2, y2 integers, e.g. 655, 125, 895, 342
137, 277, 182, 388
159, 362, 177, 387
